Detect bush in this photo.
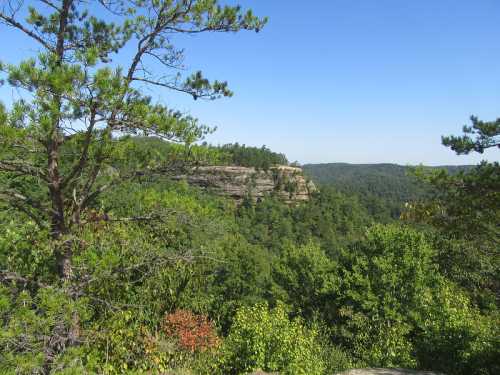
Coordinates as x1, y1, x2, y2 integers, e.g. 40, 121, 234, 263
218, 302, 325, 375
162, 309, 220, 353
415, 282, 500, 375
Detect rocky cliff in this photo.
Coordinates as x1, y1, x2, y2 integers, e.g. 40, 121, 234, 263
177, 165, 316, 204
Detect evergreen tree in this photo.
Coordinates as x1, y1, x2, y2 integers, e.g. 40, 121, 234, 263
442, 115, 500, 154
0, 0, 265, 278
0, 0, 265, 370
407, 117, 499, 307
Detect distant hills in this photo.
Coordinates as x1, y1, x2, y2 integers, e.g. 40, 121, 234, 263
302, 163, 472, 220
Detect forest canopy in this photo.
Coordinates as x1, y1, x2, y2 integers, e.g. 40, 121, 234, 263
0, 1, 499, 374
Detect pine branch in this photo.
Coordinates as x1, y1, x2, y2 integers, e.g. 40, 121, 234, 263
0, 12, 54, 51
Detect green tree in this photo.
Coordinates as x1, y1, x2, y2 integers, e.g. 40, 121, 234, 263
0, 0, 265, 279
406, 117, 499, 307
217, 143, 289, 170
271, 242, 339, 323
434, 116, 499, 239
0, 0, 265, 371
415, 282, 500, 375
442, 115, 499, 154
337, 225, 437, 368
335, 224, 499, 374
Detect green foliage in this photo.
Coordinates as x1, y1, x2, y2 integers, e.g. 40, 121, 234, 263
410, 162, 499, 241
236, 186, 372, 256
206, 142, 289, 170
218, 303, 325, 375
0, 1, 267, 371
0, 0, 266, 265
415, 283, 500, 375
442, 115, 500, 154
272, 242, 339, 323
0, 213, 53, 283
303, 162, 470, 220
336, 224, 437, 367
319, 342, 358, 374
0, 287, 90, 374
1, 155, 498, 374
423, 233, 499, 311
406, 120, 499, 308
1, 11, 499, 372
207, 238, 273, 333
115, 136, 229, 173
333, 224, 499, 374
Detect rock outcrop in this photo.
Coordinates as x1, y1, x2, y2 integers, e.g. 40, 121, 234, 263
336, 369, 444, 375
177, 165, 316, 204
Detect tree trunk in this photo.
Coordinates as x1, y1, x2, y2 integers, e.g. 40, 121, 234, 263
48, 148, 72, 280
49, 0, 73, 281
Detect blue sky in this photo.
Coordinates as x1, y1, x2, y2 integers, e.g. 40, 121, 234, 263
1, 0, 499, 165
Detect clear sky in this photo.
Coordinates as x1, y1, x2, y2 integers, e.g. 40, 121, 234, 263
1, 0, 499, 165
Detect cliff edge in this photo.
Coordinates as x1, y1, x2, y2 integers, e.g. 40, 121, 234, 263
177, 165, 316, 204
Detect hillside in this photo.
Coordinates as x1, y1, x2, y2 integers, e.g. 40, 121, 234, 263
303, 163, 471, 220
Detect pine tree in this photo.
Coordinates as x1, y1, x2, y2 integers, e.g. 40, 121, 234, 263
0, 0, 266, 279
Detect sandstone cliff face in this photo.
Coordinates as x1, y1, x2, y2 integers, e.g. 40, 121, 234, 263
177, 165, 316, 204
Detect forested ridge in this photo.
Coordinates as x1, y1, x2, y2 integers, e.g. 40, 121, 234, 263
303, 163, 473, 221
0, 1, 499, 374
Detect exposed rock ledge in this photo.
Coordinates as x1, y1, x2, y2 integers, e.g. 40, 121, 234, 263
336, 369, 444, 375
247, 369, 443, 375
176, 165, 316, 204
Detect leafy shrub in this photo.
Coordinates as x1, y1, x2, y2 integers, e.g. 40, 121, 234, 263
162, 309, 220, 353
415, 282, 500, 375
338, 307, 416, 368
218, 302, 325, 375
321, 343, 357, 374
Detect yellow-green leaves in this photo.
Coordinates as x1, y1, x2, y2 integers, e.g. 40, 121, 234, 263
219, 302, 325, 375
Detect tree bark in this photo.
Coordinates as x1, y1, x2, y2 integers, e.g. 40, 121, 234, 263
48, 0, 73, 281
